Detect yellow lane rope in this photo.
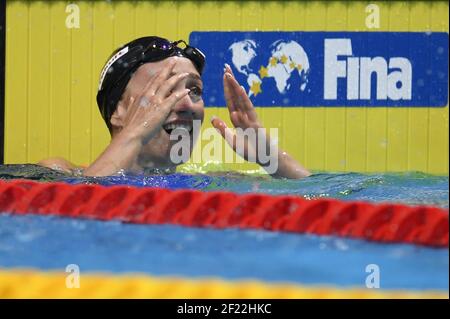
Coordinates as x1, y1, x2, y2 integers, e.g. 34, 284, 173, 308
0, 269, 447, 299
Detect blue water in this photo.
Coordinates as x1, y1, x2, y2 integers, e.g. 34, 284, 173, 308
63, 172, 449, 208
0, 214, 448, 290
2, 164, 446, 207
0, 164, 448, 291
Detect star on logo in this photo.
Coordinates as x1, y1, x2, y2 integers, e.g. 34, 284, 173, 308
269, 57, 278, 66
259, 65, 268, 79
250, 81, 262, 96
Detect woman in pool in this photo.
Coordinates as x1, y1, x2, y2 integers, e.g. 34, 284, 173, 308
38, 36, 310, 179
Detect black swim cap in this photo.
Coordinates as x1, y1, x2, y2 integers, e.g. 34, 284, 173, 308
96, 36, 205, 132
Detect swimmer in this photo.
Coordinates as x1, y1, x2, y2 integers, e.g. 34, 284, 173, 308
38, 36, 310, 179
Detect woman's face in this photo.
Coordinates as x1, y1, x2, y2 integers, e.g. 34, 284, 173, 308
115, 56, 205, 170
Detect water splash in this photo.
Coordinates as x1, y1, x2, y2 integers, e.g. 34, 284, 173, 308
0, 164, 448, 208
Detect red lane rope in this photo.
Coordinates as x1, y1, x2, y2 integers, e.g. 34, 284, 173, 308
0, 179, 448, 247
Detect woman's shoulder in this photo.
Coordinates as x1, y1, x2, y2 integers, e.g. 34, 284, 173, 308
37, 157, 84, 174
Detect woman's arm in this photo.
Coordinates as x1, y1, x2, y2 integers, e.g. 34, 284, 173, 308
37, 157, 79, 174
211, 64, 311, 179
82, 129, 143, 176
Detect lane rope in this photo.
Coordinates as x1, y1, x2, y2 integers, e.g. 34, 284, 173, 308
0, 179, 448, 247
0, 269, 447, 299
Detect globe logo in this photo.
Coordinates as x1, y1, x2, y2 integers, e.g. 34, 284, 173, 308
228, 39, 310, 98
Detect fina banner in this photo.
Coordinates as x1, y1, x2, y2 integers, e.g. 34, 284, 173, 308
189, 32, 449, 107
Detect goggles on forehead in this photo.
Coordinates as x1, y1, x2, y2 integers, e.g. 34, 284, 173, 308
141, 38, 205, 74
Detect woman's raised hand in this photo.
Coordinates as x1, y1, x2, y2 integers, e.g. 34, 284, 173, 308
120, 59, 190, 144
211, 64, 311, 179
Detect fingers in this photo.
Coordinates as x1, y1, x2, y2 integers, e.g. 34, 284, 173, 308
211, 116, 236, 150
135, 58, 188, 112
156, 72, 190, 99
126, 78, 189, 126
230, 110, 242, 128
146, 58, 178, 98
164, 88, 191, 108
223, 72, 237, 113
224, 63, 235, 77
123, 96, 137, 120
131, 70, 162, 111
211, 115, 227, 135
124, 70, 159, 120
140, 68, 160, 97
224, 65, 257, 121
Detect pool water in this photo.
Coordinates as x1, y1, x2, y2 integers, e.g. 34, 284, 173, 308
0, 214, 448, 290
0, 164, 448, 292
1, 164, 449, 208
